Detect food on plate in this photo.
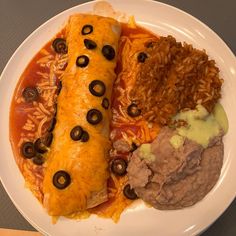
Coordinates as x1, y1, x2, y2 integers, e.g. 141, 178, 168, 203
9, 11, 228, 222
127, 104, 228, 209
89, 22, 159, 221
130, 36, 223, 125
42, 14, 121, 216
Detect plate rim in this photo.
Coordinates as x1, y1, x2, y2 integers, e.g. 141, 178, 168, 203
1, 1, 236, 236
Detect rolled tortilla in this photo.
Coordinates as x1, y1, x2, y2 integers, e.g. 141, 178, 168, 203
43, 14, 121, 216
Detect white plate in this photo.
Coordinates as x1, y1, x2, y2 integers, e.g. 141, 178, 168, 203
1, 0, 236, 235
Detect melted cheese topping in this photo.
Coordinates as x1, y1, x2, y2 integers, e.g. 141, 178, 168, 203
43, 14, 121, 216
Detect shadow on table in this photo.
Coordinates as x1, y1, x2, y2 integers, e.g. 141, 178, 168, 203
201, 198, 236, 236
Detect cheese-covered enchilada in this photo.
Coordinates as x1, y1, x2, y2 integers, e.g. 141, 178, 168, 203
10, 14, 158, 221
42, 14, 121, 216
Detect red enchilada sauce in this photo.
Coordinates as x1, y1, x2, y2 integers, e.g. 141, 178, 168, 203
10, 23, 158, 219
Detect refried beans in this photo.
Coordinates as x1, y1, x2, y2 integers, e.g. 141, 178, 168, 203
127, 127, 224, 209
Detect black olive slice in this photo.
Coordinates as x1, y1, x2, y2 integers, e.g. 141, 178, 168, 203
43, 132, 53, 147
34, 138, 47, 154
89, 80, 106, 97
111, 158, 127, 176
76, 55, 89, 68
81, 131, 89, 142
102, 45, 115, 60
22, 87, 39, 102
82, 25, 93, 35
86, 109, 103, 125
127, 104, 141, 117
130, 142, 138, 152
102, 98, 109, 110
32, 154, 45, 165
52, 38, 68, 54
53, 170, 71, 189
21, 142, 36, 159
57, 80, 62, 95
137, 52, 148, 63
70, 126, 83, 141
48, 117, 56, 132
123, 184, 138, 200
84, 39, 97, 50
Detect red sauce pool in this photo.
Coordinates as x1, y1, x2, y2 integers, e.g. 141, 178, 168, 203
9, 23, 157, 213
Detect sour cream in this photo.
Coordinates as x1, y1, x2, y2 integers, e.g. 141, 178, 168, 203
172, 103, 228, 148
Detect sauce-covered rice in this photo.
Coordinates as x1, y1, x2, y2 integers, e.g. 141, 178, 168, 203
131, 36, 223, 125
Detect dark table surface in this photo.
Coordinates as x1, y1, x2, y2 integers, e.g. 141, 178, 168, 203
0, 0, 236, 235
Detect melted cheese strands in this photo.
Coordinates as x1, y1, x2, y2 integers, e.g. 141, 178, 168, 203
43, 14, 121, 216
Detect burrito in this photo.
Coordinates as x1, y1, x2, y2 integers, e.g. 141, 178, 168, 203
42, 14, 121, 216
